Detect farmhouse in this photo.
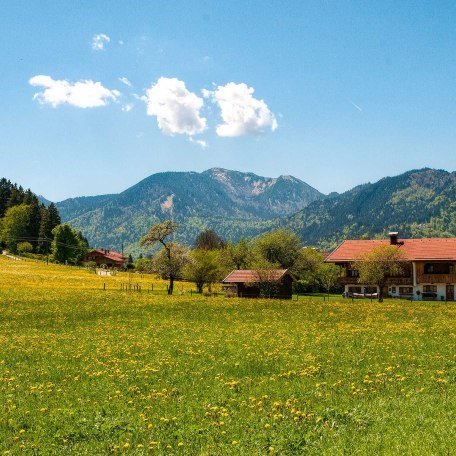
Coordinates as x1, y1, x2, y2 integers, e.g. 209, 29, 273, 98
325, 233, 456, 301
82, 249, 127, 268
222, 269, 296, 299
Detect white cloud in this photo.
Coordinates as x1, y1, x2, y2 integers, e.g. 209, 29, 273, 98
118, 76, 132, 87
144, 77, 206, 136
122, 103, 134, 112
189, 137, 208, 148
29, 75, 120, 108
204, 82, 277, 137
92, 33, 110, 51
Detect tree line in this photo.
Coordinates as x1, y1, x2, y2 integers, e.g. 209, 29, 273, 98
135, 220, 343, 296
0, 178, 89, 262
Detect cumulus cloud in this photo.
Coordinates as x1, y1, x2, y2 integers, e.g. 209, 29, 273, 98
119, 76, 132, 87
144, 77, 206, 136
92, 33, 110, 51
204, 82, 277, 137
29, 75, 120, 108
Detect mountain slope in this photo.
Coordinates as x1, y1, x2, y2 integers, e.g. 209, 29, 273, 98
286, 168, 456, 249
56, 168, 323, 252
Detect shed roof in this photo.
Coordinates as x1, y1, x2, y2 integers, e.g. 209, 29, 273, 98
222, 269, 295, 283
325, 238, 456, 262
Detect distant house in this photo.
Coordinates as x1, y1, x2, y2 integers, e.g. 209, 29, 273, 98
82, 249, 127, 268
325, 232, 456, 301
222, 269, 296, 299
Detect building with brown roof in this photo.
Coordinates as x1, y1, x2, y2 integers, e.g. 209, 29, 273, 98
325, 233, 456, 301
222, 269, 296, 299
82, 249, 127, 268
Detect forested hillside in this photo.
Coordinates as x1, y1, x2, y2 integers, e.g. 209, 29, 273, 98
0, 178, 61, 253
286, 168, 456, 249
56, 168, 323, 253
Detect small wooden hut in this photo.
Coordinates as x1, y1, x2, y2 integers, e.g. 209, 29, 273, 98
222, 269, 296, 299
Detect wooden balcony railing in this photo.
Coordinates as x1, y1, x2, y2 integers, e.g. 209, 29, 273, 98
417, 274, 456, 284
338, 276, 412, 285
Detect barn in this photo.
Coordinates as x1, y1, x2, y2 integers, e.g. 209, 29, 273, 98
222, 269, 296, 299
82, 249, 127, 268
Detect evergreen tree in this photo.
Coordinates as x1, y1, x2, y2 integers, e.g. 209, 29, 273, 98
37, 203, 62, 254
51, 224, 87, 263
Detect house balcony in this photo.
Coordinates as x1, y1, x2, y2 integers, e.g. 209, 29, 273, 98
338, 276, 413, 285
417, 274, 456, 284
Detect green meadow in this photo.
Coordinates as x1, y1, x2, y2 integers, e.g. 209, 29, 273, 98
0, 257, 454, 455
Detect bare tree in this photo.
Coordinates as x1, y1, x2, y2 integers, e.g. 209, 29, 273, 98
140, 220, 179, 294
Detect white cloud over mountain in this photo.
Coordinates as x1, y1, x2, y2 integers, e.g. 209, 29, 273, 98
144, 77, 206, 136
203, 82, 277, 137
29, 75, 120, 108
92, 33, 110, 51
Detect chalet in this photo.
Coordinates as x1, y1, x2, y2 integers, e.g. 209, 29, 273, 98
82, 249, 127, 269
222, 269, 296, 299
325, 233, 456, 301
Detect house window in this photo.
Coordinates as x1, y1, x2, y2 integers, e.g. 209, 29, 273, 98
424, 263, 451, 274
365, 287, 377, 294
399, 287, 413, 294
348, 269, 359, 277
450, 265, 455, 274
390, 287, 397, 294
423, 285, 437, 293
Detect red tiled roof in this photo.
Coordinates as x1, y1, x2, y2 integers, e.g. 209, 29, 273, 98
222, 269, 295, 283
90, 249, 127, 262
325, 238, 456, 262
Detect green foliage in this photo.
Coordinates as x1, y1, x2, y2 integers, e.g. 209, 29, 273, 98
354, 245, 404, 302
0, 204, 32, 253
134, 258, 153, 273
51, 224, 88, 264
17, 241, 33, 254
184, 249, 225, 293
253, 228, 301, 269
224, 238, 254, 270
153, 242, 191, 294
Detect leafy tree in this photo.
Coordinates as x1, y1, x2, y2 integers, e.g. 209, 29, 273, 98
224, 239, 253, 270
0, 204, 32, 253
184, 249, 224, 293
51, 224, 87, 264
140, 220, 180, 294
194, 229, 225, 250
250, 257, 281, 298
317, 263, 341, 296
17, 241, 33, 255
134, 258, 153, 273
153, 242, 191, 294
253, 229, 301, 269
353, 245, 404, 302
293, 247, 325, 290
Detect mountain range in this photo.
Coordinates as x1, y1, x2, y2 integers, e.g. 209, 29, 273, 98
55, 168, 323, 253
50, 167, 455, 254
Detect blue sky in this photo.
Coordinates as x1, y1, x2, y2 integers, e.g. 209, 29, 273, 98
1, 0, 455, 201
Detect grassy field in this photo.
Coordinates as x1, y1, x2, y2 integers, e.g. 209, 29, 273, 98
0, 256, 454, 455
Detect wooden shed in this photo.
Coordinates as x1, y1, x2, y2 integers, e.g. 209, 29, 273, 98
222, 269, 296, 299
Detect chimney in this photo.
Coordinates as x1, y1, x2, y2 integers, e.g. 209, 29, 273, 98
389, 232, 399, 245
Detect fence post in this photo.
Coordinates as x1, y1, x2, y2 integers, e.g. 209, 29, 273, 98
103, 283, 106, 291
